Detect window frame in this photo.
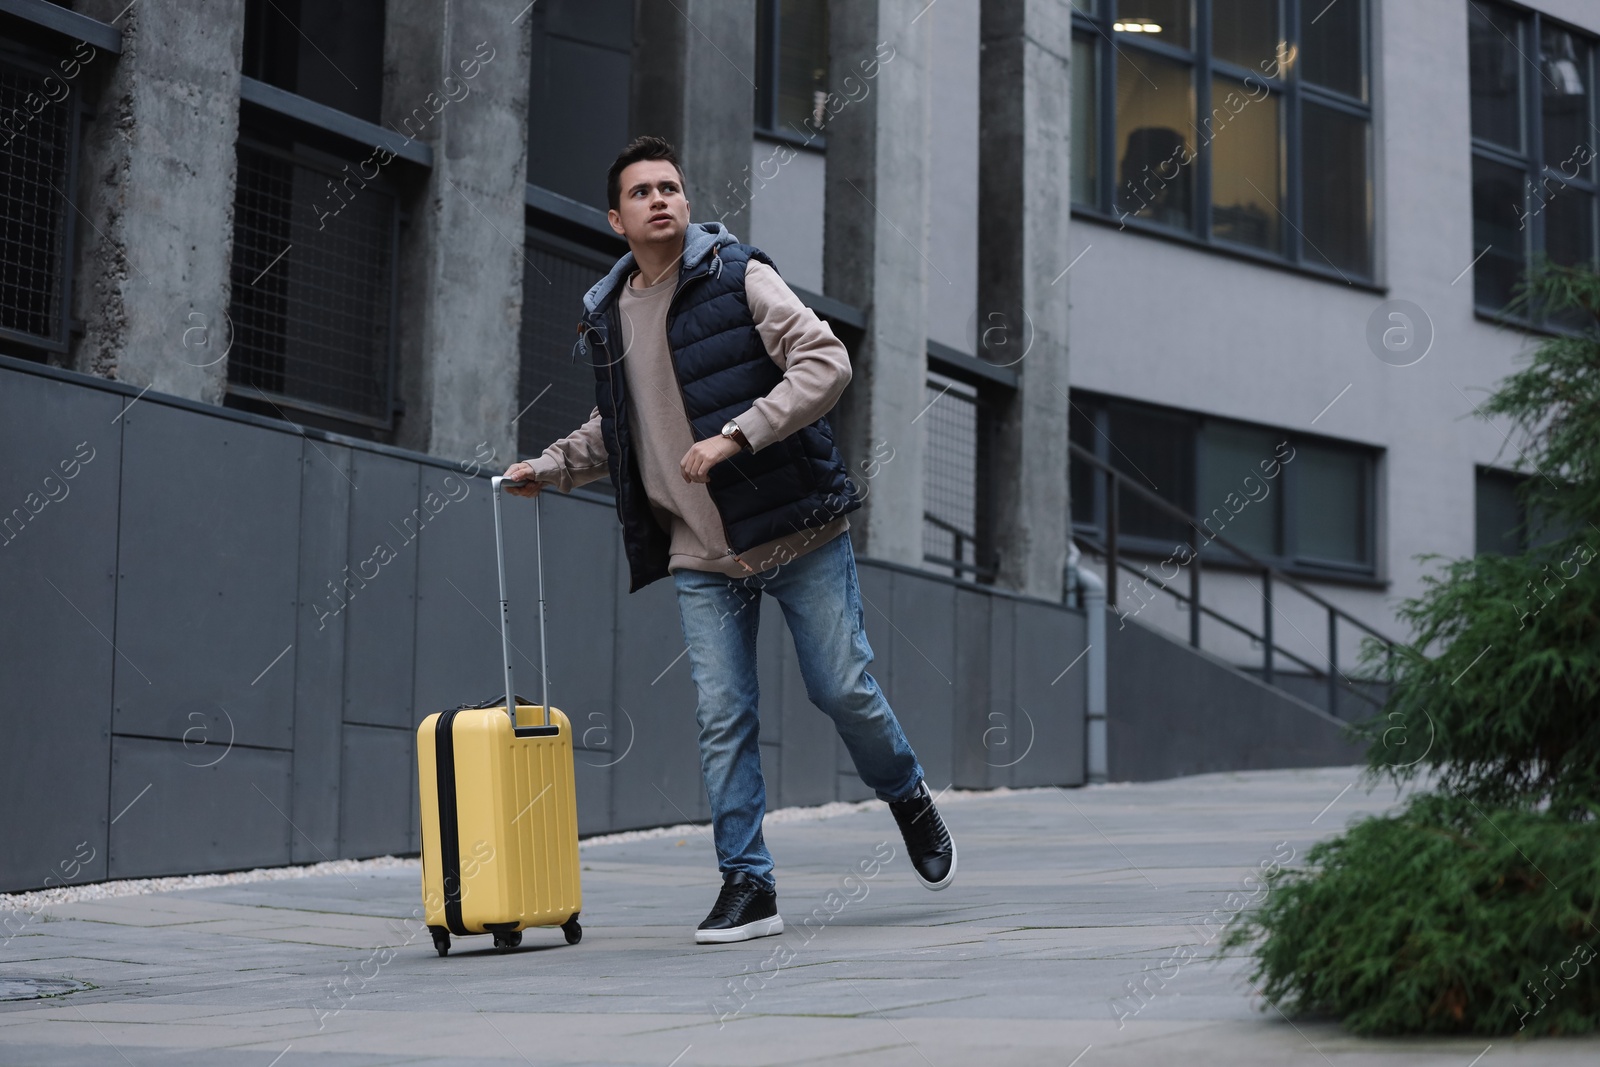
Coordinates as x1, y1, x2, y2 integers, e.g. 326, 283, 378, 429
754, 0, 830, 149
1069, 389, 1384, 584
516, 220, 625, 495
924, 348, 1007, 586
1071, 0, 1377, 285
224, 40, 428, 437
224, 133, 405, 432
0, 40, 85, 359
1467, 0, 1600, 330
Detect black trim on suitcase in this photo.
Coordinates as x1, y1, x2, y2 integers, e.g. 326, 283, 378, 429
434, 708, 468, 937
514, 725, 561, 738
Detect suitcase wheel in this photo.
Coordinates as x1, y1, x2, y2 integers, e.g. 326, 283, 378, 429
562, 918, 582, 945
493, 931, 523, 953
431, 929, 450, 957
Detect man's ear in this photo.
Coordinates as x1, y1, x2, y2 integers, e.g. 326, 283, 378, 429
607, 208, 625, 237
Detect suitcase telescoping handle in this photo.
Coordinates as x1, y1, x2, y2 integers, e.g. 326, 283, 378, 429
490, 477, 550, 728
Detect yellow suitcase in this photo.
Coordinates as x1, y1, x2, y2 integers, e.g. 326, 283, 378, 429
417, 480, 582, 955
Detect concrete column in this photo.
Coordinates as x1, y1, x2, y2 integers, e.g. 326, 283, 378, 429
822, 0, 931, 569
69, 0, 246, 403
978, 0, 1072, 601
385, 1, 532, 465
629, 0, 757, 240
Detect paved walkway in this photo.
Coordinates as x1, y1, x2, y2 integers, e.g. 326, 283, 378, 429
3, 767, 1596, 1066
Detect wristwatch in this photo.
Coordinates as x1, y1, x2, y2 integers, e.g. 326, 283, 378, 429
720, 420, 750, 451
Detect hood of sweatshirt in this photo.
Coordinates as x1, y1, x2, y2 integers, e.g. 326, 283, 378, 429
581, 221, 740, 316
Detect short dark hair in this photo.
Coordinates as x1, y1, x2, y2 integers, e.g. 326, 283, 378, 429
607, 136, 686, 212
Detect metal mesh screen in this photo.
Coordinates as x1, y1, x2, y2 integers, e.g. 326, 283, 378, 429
922, 369, 988, 580
516, 232, 615, 491
227, 141, 396, 425
0, 56, 73, 348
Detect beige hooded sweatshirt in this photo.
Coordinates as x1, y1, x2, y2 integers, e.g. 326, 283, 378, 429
526, 257, 852, 577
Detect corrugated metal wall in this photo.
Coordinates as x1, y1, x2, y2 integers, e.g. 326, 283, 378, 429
0, 359, 1087, 893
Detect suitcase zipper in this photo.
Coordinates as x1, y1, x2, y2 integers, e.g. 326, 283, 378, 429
433, 709, 468, 936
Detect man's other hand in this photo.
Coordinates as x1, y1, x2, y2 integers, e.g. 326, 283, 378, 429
502, 461, 543, 497
681, 437, 742, 483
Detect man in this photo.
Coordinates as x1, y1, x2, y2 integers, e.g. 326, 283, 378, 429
503, 136, 954, 945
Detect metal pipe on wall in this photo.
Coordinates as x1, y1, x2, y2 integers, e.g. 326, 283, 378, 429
1068, 541, 1108, 785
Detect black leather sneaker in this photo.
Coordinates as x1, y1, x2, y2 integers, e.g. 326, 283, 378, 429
695, 871, 784, 944
888, 781, 957, 890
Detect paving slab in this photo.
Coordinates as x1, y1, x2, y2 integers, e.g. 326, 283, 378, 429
2, 767, 1594, 1065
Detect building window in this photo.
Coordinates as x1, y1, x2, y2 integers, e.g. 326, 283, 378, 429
1474, 465, 1565, 554
923, 366, 997, 584
1070, 391, 1380, 579
1475, 466, 1528, 555
755, 0, 829, 140
0, 46, 80, 359
226, 141, 400, 429
1468, 2, 1597, 327
527, 0, 633, 210
1072, 0, 1374, 280
517, 227, 619, 493
242, 0, 385, 124
229, 0, 402, 433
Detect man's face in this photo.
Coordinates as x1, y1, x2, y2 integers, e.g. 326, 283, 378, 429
608, 159, 689, 248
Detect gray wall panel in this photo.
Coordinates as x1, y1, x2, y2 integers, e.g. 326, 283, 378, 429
951, 588, 992, 789
0, 373, 121, 891
1009, 600, 1086, 788
341, 451, 421, 729
107, 737, 293, 879
984, 601, 1018, 790
411, 471, 503, 720
339, 724, 414, 859
410, 741, 422, 856
1107, 617, 1364, 782
112, 404, 300, 751
609, 537, 708, 830
572, 757, 614, 837
885, 569, 957, 790
498, 490, 618, 741
291, 443, 352, 864
4, 366, 1106, 885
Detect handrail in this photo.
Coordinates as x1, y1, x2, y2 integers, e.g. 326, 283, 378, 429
923, 512, 994, 580
1069, 440, 1395, 714
1069, 442, 1394, 645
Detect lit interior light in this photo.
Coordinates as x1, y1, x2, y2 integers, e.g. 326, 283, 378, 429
1112, 20, 1162, 32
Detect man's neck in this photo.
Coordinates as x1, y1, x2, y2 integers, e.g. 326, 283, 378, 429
629, 237, 684, 289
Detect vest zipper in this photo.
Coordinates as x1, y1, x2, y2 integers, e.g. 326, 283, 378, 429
666, 252, 755, 575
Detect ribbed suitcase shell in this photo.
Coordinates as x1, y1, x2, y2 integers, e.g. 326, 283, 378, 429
417, 703, 582, 935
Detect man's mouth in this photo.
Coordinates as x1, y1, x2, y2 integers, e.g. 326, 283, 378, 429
650, 213, 673, 224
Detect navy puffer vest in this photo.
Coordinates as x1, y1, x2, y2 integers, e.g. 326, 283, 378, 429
579, 241, 861, 593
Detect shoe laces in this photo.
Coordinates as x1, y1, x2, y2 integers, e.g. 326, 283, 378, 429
712, 878, 762, 917
891, 787, 950, 854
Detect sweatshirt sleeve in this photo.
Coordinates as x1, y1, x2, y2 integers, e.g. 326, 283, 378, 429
732, 260, 853, 454
528, 407, 611, 493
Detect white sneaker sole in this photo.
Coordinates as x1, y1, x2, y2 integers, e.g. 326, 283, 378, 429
914, 841, 957, 891
695, 914, 784, 944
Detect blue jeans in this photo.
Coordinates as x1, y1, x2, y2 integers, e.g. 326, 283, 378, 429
672, 530, 925, 890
